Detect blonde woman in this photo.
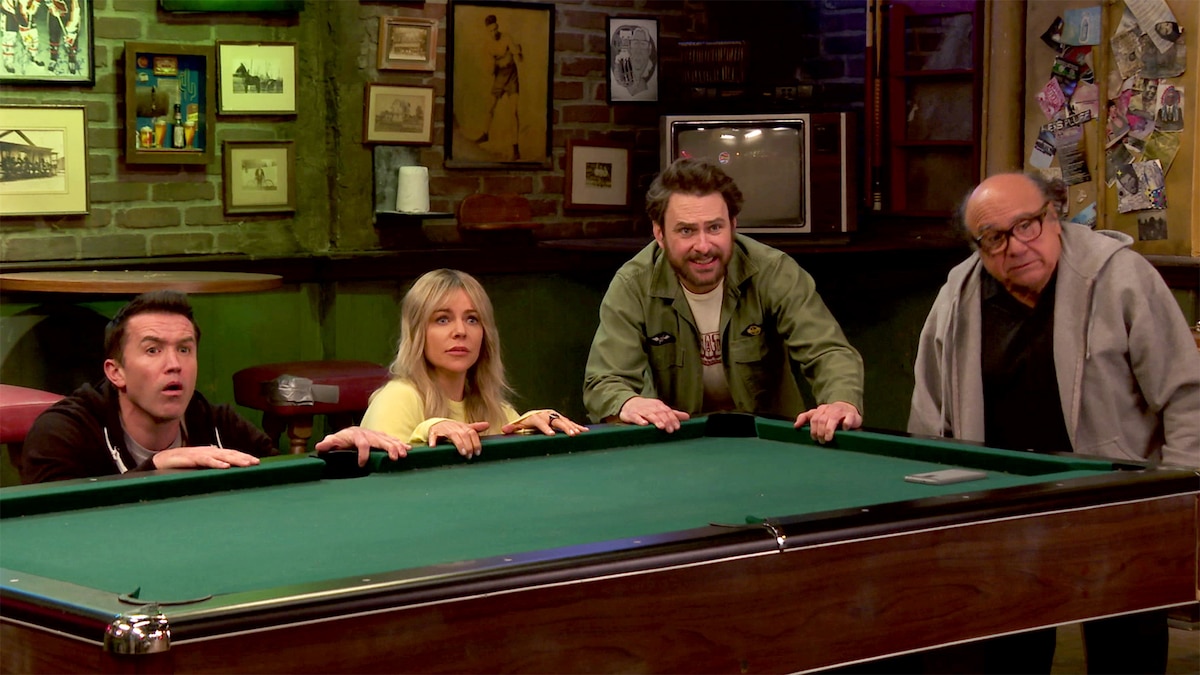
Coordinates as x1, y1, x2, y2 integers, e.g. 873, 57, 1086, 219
362, 269, 586, 457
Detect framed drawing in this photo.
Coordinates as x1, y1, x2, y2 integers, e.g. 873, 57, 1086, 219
222, 140, 296, 215
378, 17, 438, 71
0, 105, 90, 217
217, 42, 297, 115
124, 42, 215, 165
161, 0, 303, 10
564, 140, 632, 211
0, 0, 95, 86
445, 0, 554, 168
607, 17, 658, 103
364, 84, 434, 144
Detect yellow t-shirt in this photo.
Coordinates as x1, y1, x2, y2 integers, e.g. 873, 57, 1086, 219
360, 379, 527, 444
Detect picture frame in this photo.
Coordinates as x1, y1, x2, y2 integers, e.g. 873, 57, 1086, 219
364, 84, 435, 145
123, 42, 215, 165
161, 0, 303, 10
445, 0, 554, 168
378, 17, 439, 71
0, 105, 90, 217
0, 0, 95, 86
606, 17, 659, 103
222, 140, 296, 215
564, 140, 632, 211
217, 42, 298, 115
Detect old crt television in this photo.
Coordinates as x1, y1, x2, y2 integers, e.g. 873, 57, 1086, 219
660, 112, 856, 234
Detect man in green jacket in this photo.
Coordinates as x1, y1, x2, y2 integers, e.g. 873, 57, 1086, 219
583, 159, 864, 440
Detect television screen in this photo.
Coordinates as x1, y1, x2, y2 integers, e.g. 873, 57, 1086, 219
675, 124, 804, 229
662, 112, 855, 234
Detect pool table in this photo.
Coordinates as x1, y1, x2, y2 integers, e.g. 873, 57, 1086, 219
1, 415, 1196, 673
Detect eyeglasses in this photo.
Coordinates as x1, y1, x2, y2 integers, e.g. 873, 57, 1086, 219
973, 202, 1052, 254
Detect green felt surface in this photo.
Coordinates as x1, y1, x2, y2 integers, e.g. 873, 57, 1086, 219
0, 421, 1112, 603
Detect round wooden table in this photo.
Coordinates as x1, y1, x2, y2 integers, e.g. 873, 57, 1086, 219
0, 271, 282, 295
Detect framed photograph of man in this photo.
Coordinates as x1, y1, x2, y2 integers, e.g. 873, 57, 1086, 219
222, 140, 296, 215
564, 140, 632, 211
378, 16, 438, 72
607, 17, 658, 103
0, 0, 95, 85
445, 0, 554, 168
364, 84, 435, 144
217, 42, 297, 115
0, 105, 90, 216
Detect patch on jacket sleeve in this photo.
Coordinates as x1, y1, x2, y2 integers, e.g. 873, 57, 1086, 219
647, 332, 676, 346
741, 324, 763, 337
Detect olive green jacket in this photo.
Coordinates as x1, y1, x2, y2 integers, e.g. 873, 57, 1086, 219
583, 235, 864, 422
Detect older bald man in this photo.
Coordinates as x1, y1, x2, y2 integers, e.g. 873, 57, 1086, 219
909, 171, 1199, 673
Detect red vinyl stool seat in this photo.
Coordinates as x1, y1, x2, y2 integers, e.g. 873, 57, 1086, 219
0, 384, 64, 445
233, 360, 390, 454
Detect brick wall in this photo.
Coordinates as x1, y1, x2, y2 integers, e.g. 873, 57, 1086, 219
0, 0, 865, 263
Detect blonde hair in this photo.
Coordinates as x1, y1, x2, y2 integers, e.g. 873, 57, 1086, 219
388, 269, 513, 428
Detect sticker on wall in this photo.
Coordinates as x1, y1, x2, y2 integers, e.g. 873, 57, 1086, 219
1124, 0, 1179, 54
1036, 78, 1068, 120
1062, 7, 1102, 46
1155, 85, 1184, 132
1030, 128, 1057, 169
1105, 144, 1136, 186
1136, 210, 1168, 240
1070, 202, 1098, 228
1056, 124, 1091, 186
1071, 81, 1100, 117
1142, 130, 1180, 173
1140, 30, 1185, 79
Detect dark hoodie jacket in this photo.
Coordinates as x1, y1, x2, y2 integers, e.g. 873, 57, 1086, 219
20, 380, 276, 484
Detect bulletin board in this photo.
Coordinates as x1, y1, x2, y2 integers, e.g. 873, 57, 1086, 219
1023, 0, 1197, 257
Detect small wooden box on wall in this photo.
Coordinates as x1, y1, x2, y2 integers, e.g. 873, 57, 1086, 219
123, 42, 215, 165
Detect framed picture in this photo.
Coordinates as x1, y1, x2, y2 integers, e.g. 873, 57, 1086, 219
364, 84, 435, 144
161, 0, 303, 10
222, 140, 296, 215
378, 17, 439, 71
445, 0, 554, 168
124, 42, 215, 165
606, 17, 659, 103
564, 140, 632, 211
0, 105, 90, 217
0, 0, 95, 86
217, 42, 298, 115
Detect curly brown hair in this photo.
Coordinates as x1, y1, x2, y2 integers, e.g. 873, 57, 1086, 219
645, 158, 744, 227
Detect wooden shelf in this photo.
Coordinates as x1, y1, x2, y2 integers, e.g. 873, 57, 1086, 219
373, 211, 454, 225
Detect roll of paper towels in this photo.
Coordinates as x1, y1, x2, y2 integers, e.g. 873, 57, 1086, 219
397, 166, 430, 213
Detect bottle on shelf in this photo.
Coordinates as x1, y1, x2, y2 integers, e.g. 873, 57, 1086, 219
172, 104, 185, 149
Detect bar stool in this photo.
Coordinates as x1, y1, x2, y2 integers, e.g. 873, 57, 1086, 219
0, 384, 65, 474
232, 361, 390, 454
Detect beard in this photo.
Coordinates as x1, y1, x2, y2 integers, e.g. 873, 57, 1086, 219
662, 240, 730, 294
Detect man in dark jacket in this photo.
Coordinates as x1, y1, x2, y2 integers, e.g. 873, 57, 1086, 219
21, 290, 408, 484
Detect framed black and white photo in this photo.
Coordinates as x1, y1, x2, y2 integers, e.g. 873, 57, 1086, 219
378, 16, 438, 71
222, 140, 296, 214
446, 0, 554, 168
217, 42, 297, 115
364, 84, 435, 144
0, 105, 90, 216
565, 140, 632, 211
0, 0, 95, 86
606, 17, 658, 103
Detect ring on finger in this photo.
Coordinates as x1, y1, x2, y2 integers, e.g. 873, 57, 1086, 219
547, 412, 561, 429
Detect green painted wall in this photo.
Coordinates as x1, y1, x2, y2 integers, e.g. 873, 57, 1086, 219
0, 257, 956, 487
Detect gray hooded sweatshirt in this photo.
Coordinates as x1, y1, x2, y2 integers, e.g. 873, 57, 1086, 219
908, 222, 1199, 467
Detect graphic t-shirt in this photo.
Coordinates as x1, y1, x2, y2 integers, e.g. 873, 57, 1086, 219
683, 281, 733, 412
